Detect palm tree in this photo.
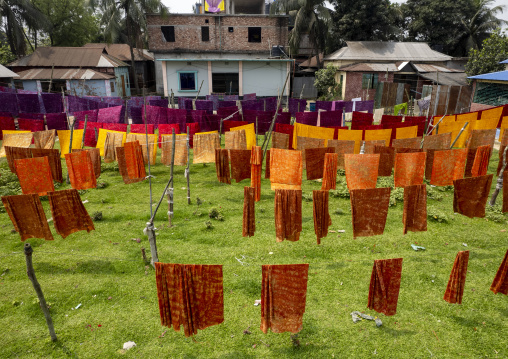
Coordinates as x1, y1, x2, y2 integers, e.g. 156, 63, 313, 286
270, 0, 332, 68
88, 0, 168, 95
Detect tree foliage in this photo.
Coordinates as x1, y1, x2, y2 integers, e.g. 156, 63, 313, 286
314, 63, 341, 100
465, 29, 508, 78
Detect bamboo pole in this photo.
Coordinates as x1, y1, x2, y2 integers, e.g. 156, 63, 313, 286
24, 243, 57, 342
186, 127, 191, 205
449, 122, 469, 149
170, 89, 175, 109
167, 129, 176, 226
48, 64, 54, 93
194, 80, 204, 101
81, 115, 88, 149
255, 116, 258, 146
489, 146, 508, 206
66, 117, 75, 184
143, 93, 153, 218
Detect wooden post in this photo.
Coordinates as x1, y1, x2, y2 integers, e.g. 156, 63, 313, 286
143, 93, 153, 218
299, 84, 305, 99
24, 243, 57, 342
194, 80, 204, 101
48, 64, 54, 93
489, 146, 508, 206
81, 114, 88, 149
170, 89, 175, 109
145, 222, 158, 267
186, 127, 191, 205
167, 129, 176, 226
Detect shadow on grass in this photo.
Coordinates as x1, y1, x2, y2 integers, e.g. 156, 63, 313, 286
218, 352, 256, 359
230, 278, 261, 297
47, 340, 79, 359
380, 326, 416, 337
35, 260, 117, 275
447, 314, 478, 327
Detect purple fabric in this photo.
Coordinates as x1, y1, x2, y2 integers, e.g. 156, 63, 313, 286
67, 96, 85, 115
129, 96, 145, 107
0, 93, 19, 116
319, 110, 342, 127
243, 93, 256, 101
243, 110, 276, 134
146, 96, 161, 102
264, 97, 277, 112
178, 97, 186, 110
130, 106, 143, 124
241, 100, 264, 112
17, 90, 38, 94
74, 110, 98, 123
0, 111, 13, 117
149, 99, 169, 108
0, 86, 16, 93
41, 93, 63, 114
17, 94, 41, 113
205, 0, 222, 12
187, 110, 206, 127
295, 112, 318, 126
343, 101, 354, 113
46, 112, 68, 130
19, 113, 44, 121
195, 100, 214, 115
224, 95, 238, 101
218, 100, 237, 109
276, 112, 292, 126
217, 106, 241, 121
102, 97, 124, 106
288, 98, 307, 117
38, 95, 46, 114
98, 105, 123, 123
206, 95, 220, 111
167, 108, 187, 132
315, 101, 333, 112
203, 114, 220, 132
143, 105, 168, 127
355, 100, 375, 114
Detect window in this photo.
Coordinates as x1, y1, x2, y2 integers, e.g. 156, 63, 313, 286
110, 81, 115, 93
202, 26, 209, 41
362, 73, 378, 89
228, 27, 234, 33
178, 71, 197, 91
248, 27, 261, 42
161, 26, 175, 42
212, 73, 239, 94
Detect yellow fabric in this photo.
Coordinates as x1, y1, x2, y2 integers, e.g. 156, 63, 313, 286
480, 106, 503, 123
126, 133, 157, 164
96, 129, 127, 156
231, 123, 256, 150
58, 129, 84, 158
364, 129, 392, 147
0, 132, 33, 157
432, 115, 455, 134
456, 112, 478, 123
499, 116, 508, 141
439, 120, 469, 148
396, 126, 418, 139
292, 122, 335, 149
472, 117, 499, 130
196, 131, 219, 135
337, 129, 363, 154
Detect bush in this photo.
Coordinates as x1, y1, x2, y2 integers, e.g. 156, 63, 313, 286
330, 185, 350, 199
428, 207, 449, 223
485, 205, 506, 223
92, 211, 103, 221
208, 207, 224, 221
389, 187, 404, 207
205, 220, 213, 230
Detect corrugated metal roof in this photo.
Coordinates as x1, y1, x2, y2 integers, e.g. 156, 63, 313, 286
499, 59, 508, 64
413, 63, 461, 73
0, 64, 19, 78
420, 72, 468, 86
83, 43, 154, 62
16, 68, 115, 80
339, 63, 400, 72
468, 70, 508, 82
299, 53, 323, 68
324, 42, 452, 62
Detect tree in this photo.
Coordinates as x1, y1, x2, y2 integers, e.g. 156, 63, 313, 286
314, 63, 341, 100
465, 29, 508, 78
88, 0, 168, 95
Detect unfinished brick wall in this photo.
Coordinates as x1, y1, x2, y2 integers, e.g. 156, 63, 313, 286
343, 72, 394, 101
147, 14, 289, 54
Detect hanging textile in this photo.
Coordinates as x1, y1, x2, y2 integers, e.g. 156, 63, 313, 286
275, 124, 294, 150
395, 125, 418, 139
72, 148, 101, 179
15, 157, 54, 196
305, 147, 335, 180
261, 264, 309, 334
231, 123, 256, 150
78, 121, 103, 147
344, 154, 380, 190
161, 134, 187, 166
0, 132, 32, 157
393, 152, 426, 188
402, 184, 427, 234
225, 129, 247, 150
453, 174, 493, 218
327, 140, 355, 169
443, 251, 469, 304
392, 137, 422, 150
270, 149, 303, 190
367, 258, 403, 316
467, 129, 496, 149
496, 131, 508, 176
65, 151, 97, 190
193, 132, 220, 164
430, 149, 467, 186
243, 186, 255, 237
265, 150, 270, 179
321, 153, 339, 191
363, 140, 386, 154
33, 130, 56, 149
292, 122, 334, 149
47, 189, 95, 238
504, 174, 508, 213
393, 102, 408, 115
116, 146, 144, 184
274, 189, 302, 242
5, 146, 32, 173
96, 129, 126, 156
471, 145, 492, 177
123, 141, 146, 181
251, 146, 262, 201
32, 149, 63, 183
490, 250, 508, 295
313, 190, 331, 244
57, 129, 84, 158
229, 149, 251, 183
204, 0, 224, 12
103, 131, 124, 163
1, 194, 54, 241
272, 131, 289, 149
422, 133, 452, 150
215, 149, 231, 184
373, 145, 395, 177
337, 129, 363, 154
364, 129, 392, 147
350, 187, 391, 238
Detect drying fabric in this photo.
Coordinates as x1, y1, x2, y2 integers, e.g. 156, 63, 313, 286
32, 148, 63, 183
126, 133, 157, 165
123, 141, 146, 181
2, 194, 54, 241
497, 131, 508, 176
215, 149, 231, 184
430, 149, 467, 186
158, 124, 181, 148
433, 115, 456, 134
364, 129, 392, 147
394, 102, 408, 115
78, 121, 103, 147
374, 145, 395, 177
295, 112, 318, 126
292, 122, 334, 149
58, 129, 84, 158
185, 122, 200, 148
305, 147, 335, 180
193, 132, 220, 164
0, 116, 16, 139
319, 110, 342, 127
367, 258, 403, 316
116, 146, 143, 184
265, 150, 270, 179
130, 124, 155, 135
456, 111, 478, 123
395, 147, 423, 154
102, 123, 128, 133
223, 120, 247, 133
443, 251, 469, 304
250, 146, 262, 201
321, 153, 339, 191
504, 174, 508, 213
103, 132, 124, 163
225, 129, 247, 150
5, 146, 32, 173
231, 123, 256, 150
74, 109, 98, 124
453, 174, 493, 218
72, 149, 101, 179
154, 263, 224, 337
337, 129, 364, 154
402, 184, 427, 234
351, 111, 374, 129
33, 130, 56, 149
471, 145, 491, 177
392, 137, 422, 150
271, 131, 289, 149
270, 149, 303, 190
275, 124, 294, 150
350, 187, 391, 238
422, 133, 452, 150
96, 129, 126, 157
261, 264, 309, 334
243, 186, 255, 237
490, 249, 508, 295
161, 134, 187, 166
18, 119, 44, 134
97, 105, 123, 123
380, 115, 403, 125
499, 116, 508, 142
467, 129, 496, 149
394, 152, 426, 188
47, 189, 94, 238
297, 136, 325, 151
15, 157, 54, 196
274, 189, 302, 242
473, 117, 499, 130
327, 140, 355, 169
313, 190, 331, 244
229, 149, 251, 183
395, 125, 418, 139
438, 120, 469, 148
344, 154, 380, 190
480, 106, 503, 124
424, 149, 437, 181
0, 132, 32, 157
65, 151, 97, 190
363, 140, 386, 154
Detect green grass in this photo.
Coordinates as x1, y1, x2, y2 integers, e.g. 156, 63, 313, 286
1, 137, 507, 358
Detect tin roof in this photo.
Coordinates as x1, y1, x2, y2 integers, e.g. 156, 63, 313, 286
468, 70, 508, 81
83, 43, 153, 62
420, 72, 468, 86
0, 64, 19, 78
16, 68, 115, 80
338, 62, 400, 72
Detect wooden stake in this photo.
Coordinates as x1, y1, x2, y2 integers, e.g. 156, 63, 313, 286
81, 114, 88, 149
24, 243, 57, 342
145, 223, 158, 268
48, 64, 54, 93
66, 117, 75, 184
168, 129, 176, 226
143, 92, 153, 218
489, 146, 508, 206
255, 116, 258, 146
194, 80, 204, 101
170, 89, 175, 109
141, 248, 148, 264
186, 127, 191, 205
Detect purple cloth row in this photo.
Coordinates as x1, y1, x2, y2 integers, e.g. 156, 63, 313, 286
243, 110, 291, 134
288, 98, 307, 117
72, 105, 124, 124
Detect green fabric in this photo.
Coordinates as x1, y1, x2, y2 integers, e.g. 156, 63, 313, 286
394, 102, 408, 115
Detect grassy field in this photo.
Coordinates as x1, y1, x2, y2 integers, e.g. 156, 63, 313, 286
0, 135, 507, 359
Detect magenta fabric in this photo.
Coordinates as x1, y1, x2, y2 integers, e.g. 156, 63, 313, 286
167, 108, 187, 132
217, 107, 241, 122
78, 121, 103, 147
217, 100, 237, 109
296, 112, 318, 126
205, 95, 219, 111
129, 106, 143, 124
98, 105, 123, 124
130, 124, 154, 134
0, 116, 16, 139
243, 110, 275, 134
41, 93, 64, 113
102, 123, 128, 132
19, 112, 44, 121
149, 99, 169, 108
224, 95, 238, 101
74, 110, 98, 123
18, 119, 44, 132
351, 111, 374, 130
204, 114, 221, 132
187, 110, 206, 129
355, 100, 374, 113
243, 93, 256, 101
276, 112, 292, 126
186, 123, 200, 148
195, 100, 214, 114
404, 116, 427, 137
288, 98, 307, 116
142, 105, 168, 127
17, 94, 41, 113
46, 113, 68, 130
102, 97, 124, 106
320, 111, 342, 127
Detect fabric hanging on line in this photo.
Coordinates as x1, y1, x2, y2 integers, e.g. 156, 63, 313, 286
424, 149, 436, 181
393, 102, 408, 115
305, 147, 335, 180
116, 146, 144, 184
453, 174, 493, 218
402, 184, 427, 234
438, 120, 470, 148
274, 124, 294, 150
65, 151, 97, 190
367, 258, 403, 316
96, 129, 126, 156
350, 187, 391, 238
123, 141, 146, 181
471, 145, 492, 177
57, 129, 84, 158
364, 129, 392, 147
443, 251, 469, 304
292, 122, 334, 149
126, 133, 157, 165
231, 123, 256, 150
394, 147, 423, 154
5, 146, 32, 173
32, 148, 63, 183
394, 152, 426, 188
154, 262, 224, 337
271, 131, 289, 149
337, 129, 363, 154
363, 140, 386, 154
467, 129, 496, 149
243, 186, 255, 237
490, 249, 508, 295
313, 190, 331, 244
270, 148, 303, 190
297, 136, 326, 170
0, 132, 32, 157
373, 145, 395, 177
161, 134, 187, 166
265, 150, 270, 179
274, 189, 302, 242
72, 148, 101, 179
78, 121, 103, 147
193, 132, 220, 164
33, 130, 56, 149
344, 154, 380, 190
229, 149, 251, 183
157, 124, 181, 148
47, 189, 95, 238
215, 149, 231, 184
15, 157, 54, 196
103, 131, 124, 163
1, 193, 54, 241
321, 153, 339, 191
225, 129, 247, 150
464, 148, 478, 178
327, 140, 355, 169
261, 264, 309, 334
392, 137, 422, 150
430, 149, 467, 186
395, 125, 418, 139
251, 146, 262, 202
422, 132, 452, 150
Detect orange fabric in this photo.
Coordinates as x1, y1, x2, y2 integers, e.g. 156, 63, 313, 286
65, 151, 97, 190
321, 153, 339, 190
467, 129, 496, 149
364, 129, 392, 147
193, 132, 220, 164
270, 148, 303, 190
32, 148, 63, 183
327, 139, 355, 169
395, 125, 418, 139
225, 129, 247, 150
337, 129, 363, 154
230, 149, 252, 182
15, 157, 54, 196
313, 190, 331, 244
393, 152, 426, 188
422, 133, 452, 150
272, 131, 289, 149
72, 148, 101, 179
490, 249, 508, 295
403, 184, 427, 234
443, 251, 469, 304
250, 146, 262, 201
392, 137, 421, 150
367, 258, 403, 316
215, 149, 231, 184
430, 149, 467, 186
126, 133, 157, 165
344, 154, 380, 190
274, 189, 302, 242
363, 140, 386, 154
374, 145, 395, 177
5, 146, 32, 173
305, 147, 334, 180
124, 141, 146, 180
471, 145, 491, 177
116, 146, 144, 184
243, 186, 255, 237
350, 187, 391, 238
47, 189, 95, 238
453, 174, 493, 218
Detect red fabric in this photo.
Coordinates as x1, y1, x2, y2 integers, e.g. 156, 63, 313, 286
430, 149, 467, 186
250, 146, 262, 201
158, 124, 181, 148
351, 111, 374, 130
223, 120, 248, 133
32, 148, 63, 183
393, 152, 426, 188
124, 141, 146, 181
130, 124, 154, 134
313, 190, 331, 244
367, 258, 403, 316
18, 118, 45, 132
321, 153, 339, 190
47, 189, 94, 238
102, 123, 128, 132
453, 174, 493, 218
404, 116, 427, 136
15, 157, 54, 196
490, 250, 508, 295
243, 186, 255, 237
350, 187, 391, 238
471, 145, 491, 177
261, 264, 309, 334
65, 151, 97, 190
154, 263, 224, 337
78, 121, 103, 147
443, 251, 469, 304
380, 115, 403, 125
229, 149, 251, 183
0, 116, 16, 140
186, 122, 200, 148
326, 126, 349, 140
403, 184, 427, 234
374, 145, 395, 177
275, 124, 294, 149
344, 154, 380, 190
274, 189, 302, 242
215, 149, 231, 184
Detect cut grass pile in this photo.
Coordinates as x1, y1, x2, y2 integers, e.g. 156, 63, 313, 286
0, 136, 507, 358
